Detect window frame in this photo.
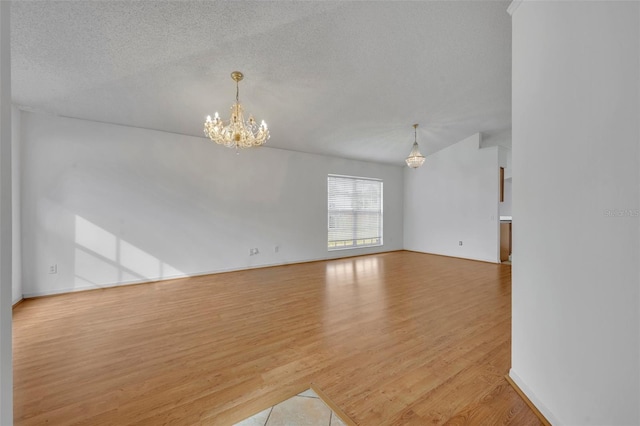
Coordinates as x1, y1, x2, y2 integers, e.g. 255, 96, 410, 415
327, 174, 383, 251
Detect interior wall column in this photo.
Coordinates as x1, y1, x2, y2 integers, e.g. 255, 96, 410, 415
0, 0, 12, 423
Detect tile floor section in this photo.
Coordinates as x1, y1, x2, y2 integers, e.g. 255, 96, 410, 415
233, 389, 347, 426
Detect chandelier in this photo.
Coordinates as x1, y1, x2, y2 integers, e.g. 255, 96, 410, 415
204, 71, 270, 149
405, 123, 425, 168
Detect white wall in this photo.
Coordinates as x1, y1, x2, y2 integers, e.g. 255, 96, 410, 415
12, 106, 21, 304
404, 133, 501, 263
20, 112, 404, 297
0, 1, 11, 422
511, 1, 639, 424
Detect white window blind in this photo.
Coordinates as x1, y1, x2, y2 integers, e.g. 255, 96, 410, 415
328, 175, 383, 250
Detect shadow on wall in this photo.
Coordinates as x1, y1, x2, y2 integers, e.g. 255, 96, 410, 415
74, 215, 184, 289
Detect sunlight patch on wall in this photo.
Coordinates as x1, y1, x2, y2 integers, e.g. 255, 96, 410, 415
120, 240, 162, 279
74, 215, 185, 288
75, 215, 117, 261
74, 247, 120, 287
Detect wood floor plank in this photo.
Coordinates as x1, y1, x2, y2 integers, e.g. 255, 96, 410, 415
13, 251, 542, 425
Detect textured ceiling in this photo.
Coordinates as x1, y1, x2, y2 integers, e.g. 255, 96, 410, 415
11, 1, 512, 165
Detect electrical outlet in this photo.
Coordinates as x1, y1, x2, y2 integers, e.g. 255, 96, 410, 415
249, 248, 259, 256
459, 241, 463, 246
48, 264, 57, 274
274, 245, 279, 253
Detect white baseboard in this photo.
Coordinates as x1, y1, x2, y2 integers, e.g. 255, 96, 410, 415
21, 249, 403, 299
509, 369, 560, 425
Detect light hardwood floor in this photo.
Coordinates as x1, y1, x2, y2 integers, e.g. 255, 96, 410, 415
13, 251, 542, 425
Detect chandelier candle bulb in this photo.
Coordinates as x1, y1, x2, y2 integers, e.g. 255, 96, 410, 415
204, 71, 270, 149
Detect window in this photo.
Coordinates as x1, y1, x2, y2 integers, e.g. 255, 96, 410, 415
327, 174, 383, 250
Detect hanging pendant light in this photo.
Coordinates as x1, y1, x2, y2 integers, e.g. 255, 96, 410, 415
204, 71, 270, 149
405, 123, 425, 168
